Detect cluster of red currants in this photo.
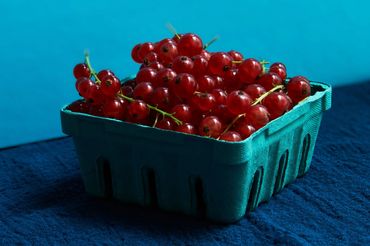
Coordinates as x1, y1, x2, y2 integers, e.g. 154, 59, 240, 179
68, 32, 311, 142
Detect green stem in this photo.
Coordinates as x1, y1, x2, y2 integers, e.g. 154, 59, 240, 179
204, 35, 220, 49
84, 52, 101, 84
117, 93, 183, 125
166, 23, 180, 39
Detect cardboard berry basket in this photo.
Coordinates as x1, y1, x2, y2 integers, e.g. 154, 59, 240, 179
60, 81, 331, 223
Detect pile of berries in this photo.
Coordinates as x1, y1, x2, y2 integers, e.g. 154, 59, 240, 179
69, 32, 311, 142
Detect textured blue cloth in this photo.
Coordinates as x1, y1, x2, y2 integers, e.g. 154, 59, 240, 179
0, 83, 369, 245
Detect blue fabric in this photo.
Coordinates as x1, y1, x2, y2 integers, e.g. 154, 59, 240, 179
0, 83, 369, 245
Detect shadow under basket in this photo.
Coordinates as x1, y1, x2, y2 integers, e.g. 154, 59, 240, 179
60, 81, 332, 223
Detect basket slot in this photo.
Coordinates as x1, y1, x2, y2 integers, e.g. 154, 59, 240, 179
96, 157, 113, 198
142, 168, 158, 208
298, 134, 311, 177
247, 167, 264, 212
274, 150, 289, 194
193, 177, 206, 217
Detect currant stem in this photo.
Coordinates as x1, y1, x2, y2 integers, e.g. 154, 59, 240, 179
166, 23, 180, 39
219, 84, 285, 137
152, 113, 160, 127
232, 60, 242, 64
117, 93, 183, 125
204, 35, 220, 49
84, 52, 101, 84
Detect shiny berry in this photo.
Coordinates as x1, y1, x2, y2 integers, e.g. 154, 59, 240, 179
177, 33, 203, 57
77, 77, 96, 99
137, 42, 155, 61
243, 84, 266, 101
67, 99, 90, 113
211, 89, 227, 104
219, 131, 242, 142
245, 105, 270, 130
176, 123, 196, 134
191, 55, 208, 76
100, 75, 121, 97
158, 42, 178, 64
208, 52, 232, 77
270, 62, 286, 70
154, 68, 177, 87
226, 90, 252, 115
228, 51, 243, 63
287, 77, 311, 104
235, 124, 255, 139
200, 50, 212, 61
133, 82, 154, 101
150, 87, 170, 110
143, 52, 159, 65
102, 98, 125, 120
73, 63, 90, 79
257, 72, 283, 90
171, 73, 197, 99
269, 66, 287, 81
131, 44, 143, 63
128, 100, 150, 122
197, 75, 216, 92
171, 104, 192, 122
120, 85, 134, 97
148, 62, 164, 71
156, 118, 174, 130
190, 93, 216, 112
136, 68, 157, 83
262, 92, 292, 120
237, 58, 262, 84
97, 70, 115, 81
172, 56, 194, 74
198, 116, 223, 138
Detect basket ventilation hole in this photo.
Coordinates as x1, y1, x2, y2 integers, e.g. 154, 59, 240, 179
146, 169, 158, 208
97, 157, 113, 198
247, 167, 264, 212
194, 178, 206, 217
298, 134, 311, 177
274, 150, 289, 194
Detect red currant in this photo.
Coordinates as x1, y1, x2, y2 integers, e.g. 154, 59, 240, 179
73, 63, 90, 79
190, 92, 216, 112
136, 67, 157, 83
237, 58, 262, 84
133, 82, 154, 101
269, 66, 286, 81
244, 105, 270, 130
170, 73, 197, 99
148, 62, 164, 71
127, 100, 150, 122
154, 68, 177, 87
158, 42, 178, 65
137, 42, 155, 61
77, 77, 96, 99
228, 50, 243, 63
257, 72, 283, 90
226, 90, 252, 115
198, 116, 223, 138
270, 62, 286, 70
211, 89, 227, 104
143, 52, 159, 65
219, 131, 242, 142
171, 104, 192, 122
208, 52, 232, 77
100, 74, 121, 97
200, 50, 211, 61
102, 98, 125, 120
156, 118, 174, 130
67, 99, 90, 113
175, 123, 196, 134
235, 124, 255, 139
197, 75, 216, 92
177, 33, 203, 57
131, 44, 143, 63
150, 87, 170, 110
287, 77, 311, 104
97, 70, 115, 81
243, 84, 266, 101
191, 55, 208, 76
213, 104, 234, 123
172, 56, 194, 74
262, 92, 292, 120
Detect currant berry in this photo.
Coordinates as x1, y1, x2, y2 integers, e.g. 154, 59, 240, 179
137, 42, 155, 61
172, 56, 194, 74
156, 118, 174, 130
200, 50, 212, 61
226, 90, 252, 115
100, 74, 121, 97
287, 77, 311, 104
208, 52, 232, 77
198, 116, 223, 138
177, 33, 203, 57
136, 67, 157, 83
219, 131, 242, 142
214, 76, 225, 89
235, 124, 255, 139
213, 104, 234, 123
77, 77, 96, 99
97, 70, 115, 81
133, 82, 154, 101
269, 66, 287, 81
171, 73, 197, 99
150, 87, 170, 110
175, 123, 196, 134
148, 62, 164, 71
243, 84, 266, 101
127, 100, 150, 122
171, 104, 192, 122
191, 55, 208, 76
270, 62, 286, 70
67, 99, 90, 113
158, 42, 178, 65
172, 34, 183, 43
228, 51, 243, 63
102, 98, 125, 120
120, 85, 134, 97
73, 63, 90, 79
131, 44, 143, 63
223, 68, 241, 91
190, 92, 216, 112
197, 75, 216, 92
262, 92, 292, 120
257, 72, 283, 90
244, 105, 270, 130
154, 68, 177, 87
211, 89, 227, 104
143, 52, 159, 65
237, 58, 262, 84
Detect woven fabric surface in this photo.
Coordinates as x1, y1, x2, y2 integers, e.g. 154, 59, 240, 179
0, 82, 369, 245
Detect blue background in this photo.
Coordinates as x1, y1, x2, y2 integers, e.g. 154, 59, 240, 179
1, 0, 370, 148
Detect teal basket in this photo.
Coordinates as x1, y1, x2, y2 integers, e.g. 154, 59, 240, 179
60, 81, 332, 223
